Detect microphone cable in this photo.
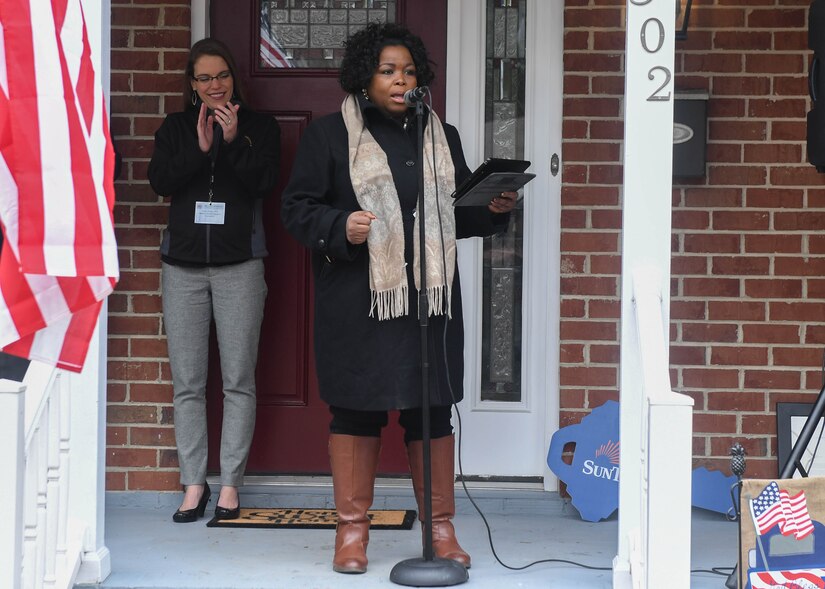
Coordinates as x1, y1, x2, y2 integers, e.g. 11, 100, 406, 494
419, 90, 611, 573
421, 89, 735, 580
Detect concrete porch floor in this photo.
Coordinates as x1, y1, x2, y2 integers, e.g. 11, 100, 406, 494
76, 479, 738, 589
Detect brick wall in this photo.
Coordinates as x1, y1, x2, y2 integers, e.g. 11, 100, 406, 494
562, 0, 825, 478
108, 1, 825, 490
108, 0, 190, 492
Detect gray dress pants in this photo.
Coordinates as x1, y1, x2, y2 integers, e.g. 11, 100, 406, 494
162, 259, 267, 487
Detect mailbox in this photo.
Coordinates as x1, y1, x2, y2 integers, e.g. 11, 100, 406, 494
673, 91, 708, 178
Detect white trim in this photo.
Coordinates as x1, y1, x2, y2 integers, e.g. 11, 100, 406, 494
447, 0, 562, 484
191, 0, 210, 44
526, 0, 563, 493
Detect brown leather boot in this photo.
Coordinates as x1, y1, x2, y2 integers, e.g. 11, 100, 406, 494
329, 434, 381, 574
407, 434, 471, 568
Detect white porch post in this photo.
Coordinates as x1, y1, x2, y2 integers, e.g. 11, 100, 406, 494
0, 379, 26, 589
615, 0, 693, 587
72, 1, 111, 582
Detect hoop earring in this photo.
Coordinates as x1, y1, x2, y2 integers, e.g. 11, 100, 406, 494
191, 91, 198, 106
361, 88, 370, 101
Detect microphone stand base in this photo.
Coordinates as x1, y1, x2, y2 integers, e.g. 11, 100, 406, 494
390, 557, 469, 587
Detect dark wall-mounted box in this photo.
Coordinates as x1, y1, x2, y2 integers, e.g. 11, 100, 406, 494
673, 91, 708, 178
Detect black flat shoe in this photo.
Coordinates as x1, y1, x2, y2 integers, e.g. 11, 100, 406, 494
214, 504, 241, 521
172, 482, 211, 523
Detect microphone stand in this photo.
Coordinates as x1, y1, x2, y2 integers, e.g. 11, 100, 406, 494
389, 97, 468, 587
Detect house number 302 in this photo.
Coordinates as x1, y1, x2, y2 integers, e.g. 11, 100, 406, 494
630, 0, 672, 102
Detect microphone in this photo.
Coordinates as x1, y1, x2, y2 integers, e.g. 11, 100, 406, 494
403, 86, 429, 106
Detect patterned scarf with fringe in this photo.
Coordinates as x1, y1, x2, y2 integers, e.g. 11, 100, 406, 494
341, 94, 456, 320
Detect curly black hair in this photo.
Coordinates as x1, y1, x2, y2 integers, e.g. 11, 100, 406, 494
339, 22, 435, 94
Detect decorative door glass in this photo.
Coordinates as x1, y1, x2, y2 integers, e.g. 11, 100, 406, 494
481, 0, 526, 403
259, 1, 398, 69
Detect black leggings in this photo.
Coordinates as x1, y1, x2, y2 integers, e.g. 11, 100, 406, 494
329, 405, 453, 445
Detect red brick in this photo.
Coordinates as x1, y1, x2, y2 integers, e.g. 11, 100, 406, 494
559, 320, 617, 342
559, 366, 616, 387
133, 30, 190, 49
775, 212, 825, 231
743, 279, 803, 299
163, 6, 190, 27
671, 300, 706, 320
108, 383, 127, 403
107, 427, 128, 446
107, 359, 161, 381
692, 412, 738, 433
588, 390, 619, 407
108, 404, 158, 425
133, 251, 162, 270
709, 436, 768, 458
130, 427, 176, 447
106, 472, 126, 491
128, 471, 180, 492
115, 271, 160, 292
590, 344, 619, 364
711, 256, 770, 275
111, 6, 160, 26
683, 233, 740, 254
682, 277, 741, 297
710, 346, 768, 366
744, 234, 802, 254
773, 347, 824, 367
743, 323, 801, 344
108, 315, 160, 336
772, 120, 807, 141
770, 301, 825, 321
682, 323, 739, 343
589, 255, 620, 274
561, 186, 619, 207
131, 383, 173, 403
159, 449, 179, 469
560, 276, 617, 297
707, 301, 765, 321
743, 370, 801, 390
107, 448, 157, 468
560, 232, 619, 253
131, 338, 168, 358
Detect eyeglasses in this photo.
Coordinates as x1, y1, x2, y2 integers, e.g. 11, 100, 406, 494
193, 71, 232, 84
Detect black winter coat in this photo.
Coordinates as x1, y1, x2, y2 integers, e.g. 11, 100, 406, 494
148, 106, 280, 265
281, 97, 508, 411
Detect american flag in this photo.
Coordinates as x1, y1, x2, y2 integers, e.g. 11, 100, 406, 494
260, 5, 292, 69
0, 0, 118, 372
750, 569, 825, 589
750, 481, 815, 540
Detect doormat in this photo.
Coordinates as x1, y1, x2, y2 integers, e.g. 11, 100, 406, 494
205, 508, 417, 530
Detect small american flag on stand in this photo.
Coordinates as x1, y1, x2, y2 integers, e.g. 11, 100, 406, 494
750, 481, 815, 540
260, 5, 293, 69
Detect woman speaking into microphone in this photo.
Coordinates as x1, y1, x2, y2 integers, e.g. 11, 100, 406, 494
281, 22, 516, 574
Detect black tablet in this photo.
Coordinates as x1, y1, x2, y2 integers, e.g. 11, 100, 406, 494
452, 158, 535, 207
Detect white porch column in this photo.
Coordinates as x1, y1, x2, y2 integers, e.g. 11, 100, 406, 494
72, 1, 111, 582
615, 0, 690, 586
0, 379, 26, 589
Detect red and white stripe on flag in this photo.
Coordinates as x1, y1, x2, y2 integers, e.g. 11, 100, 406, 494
0, 0, 118, 372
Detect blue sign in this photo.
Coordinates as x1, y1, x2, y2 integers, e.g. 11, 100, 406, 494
547, 400, 619, 522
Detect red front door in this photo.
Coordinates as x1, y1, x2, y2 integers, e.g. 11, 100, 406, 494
206, 1, 448, 475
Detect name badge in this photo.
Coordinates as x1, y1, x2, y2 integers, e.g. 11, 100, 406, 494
194, 201, 226, 225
